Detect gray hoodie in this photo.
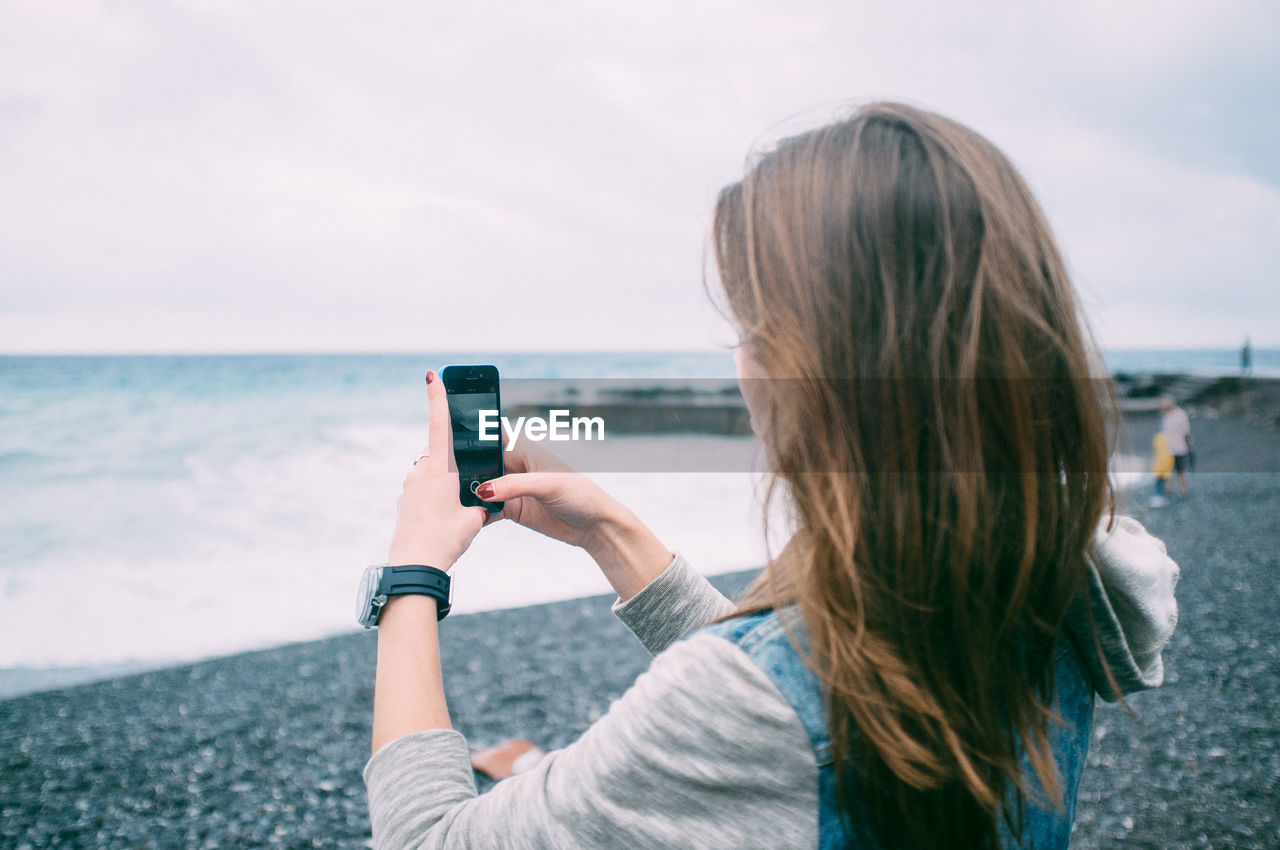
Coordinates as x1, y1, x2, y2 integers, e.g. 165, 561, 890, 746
364, 516, 1179, 849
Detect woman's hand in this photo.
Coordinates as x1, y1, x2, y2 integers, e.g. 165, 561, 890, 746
476, 438, 613, 548
386, 370, 489, 570
477, 439, 673, 602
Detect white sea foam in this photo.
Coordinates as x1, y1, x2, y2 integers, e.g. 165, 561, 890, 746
0, 425, 774, 672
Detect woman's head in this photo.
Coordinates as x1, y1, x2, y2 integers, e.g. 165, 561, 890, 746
714, 102, 1114, 849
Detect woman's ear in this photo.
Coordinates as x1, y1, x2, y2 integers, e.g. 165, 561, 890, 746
735, 342, 773, 441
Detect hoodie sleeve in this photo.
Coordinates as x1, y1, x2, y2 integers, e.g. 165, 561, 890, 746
611, 552, 737, 655
1067, 515, 1181, 701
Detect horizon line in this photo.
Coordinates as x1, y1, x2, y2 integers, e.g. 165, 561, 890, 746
1, 344, 1277, 358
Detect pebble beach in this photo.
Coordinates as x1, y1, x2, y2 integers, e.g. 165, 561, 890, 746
2, 411, 1278, 849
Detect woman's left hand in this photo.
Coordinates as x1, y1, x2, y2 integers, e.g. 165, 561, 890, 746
386, 369, 489, 570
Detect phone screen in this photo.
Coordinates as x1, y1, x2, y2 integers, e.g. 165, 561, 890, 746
441, 365, 504, 512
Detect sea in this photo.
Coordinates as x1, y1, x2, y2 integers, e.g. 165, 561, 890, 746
1, 348, 1275, 698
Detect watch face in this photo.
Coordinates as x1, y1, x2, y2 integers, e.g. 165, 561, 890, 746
355, 565, 382, 625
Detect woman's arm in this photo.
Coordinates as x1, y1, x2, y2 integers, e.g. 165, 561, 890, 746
371, 595, 450, 754
371, 370, 487, 755
365, 634, 819, 849
578, 497, 676, 602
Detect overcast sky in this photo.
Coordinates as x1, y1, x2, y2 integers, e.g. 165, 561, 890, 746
1, 1, 1277, 353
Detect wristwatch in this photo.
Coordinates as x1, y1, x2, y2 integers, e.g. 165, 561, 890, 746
355, 565, 451, 628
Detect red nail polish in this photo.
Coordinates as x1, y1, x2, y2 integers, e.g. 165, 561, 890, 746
426, 370, 435, 384
477, 482, 494, 499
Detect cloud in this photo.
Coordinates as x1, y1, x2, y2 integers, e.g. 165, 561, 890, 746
1004, 120, 1280, 347
0, 0, 1276, 351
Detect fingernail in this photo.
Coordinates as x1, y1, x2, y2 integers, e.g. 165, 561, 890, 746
477, 482, 495, 499
426, 370, 435, 384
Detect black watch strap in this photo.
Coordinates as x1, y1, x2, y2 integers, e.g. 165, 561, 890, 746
378, 565, 451, 621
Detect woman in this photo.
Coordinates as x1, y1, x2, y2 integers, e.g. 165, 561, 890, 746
364, 102, 1179, 849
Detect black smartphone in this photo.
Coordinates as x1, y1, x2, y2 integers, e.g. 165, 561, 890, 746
440, 364, 504, 513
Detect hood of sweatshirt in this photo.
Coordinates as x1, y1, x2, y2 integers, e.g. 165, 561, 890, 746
1067, 515, 1181, 701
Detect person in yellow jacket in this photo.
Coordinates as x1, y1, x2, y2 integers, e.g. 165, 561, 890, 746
1152, 431, 1174, 507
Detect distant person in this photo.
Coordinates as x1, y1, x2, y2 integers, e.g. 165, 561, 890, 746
1242, 337, 1253, 376
1151, 431, 1173, 507
1160, 395, 1193, 496
363, 103, 1180, 849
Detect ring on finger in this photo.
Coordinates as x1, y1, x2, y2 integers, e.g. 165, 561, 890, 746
413, 452, 430, 466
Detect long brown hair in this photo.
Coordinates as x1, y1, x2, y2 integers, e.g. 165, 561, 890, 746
712, 102, 1115, 849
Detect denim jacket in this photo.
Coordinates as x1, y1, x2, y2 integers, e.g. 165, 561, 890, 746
696, 609, 1095, 849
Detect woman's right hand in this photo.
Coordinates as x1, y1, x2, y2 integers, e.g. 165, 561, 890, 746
477, 440, 673, 602
476, 439, 610, 548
